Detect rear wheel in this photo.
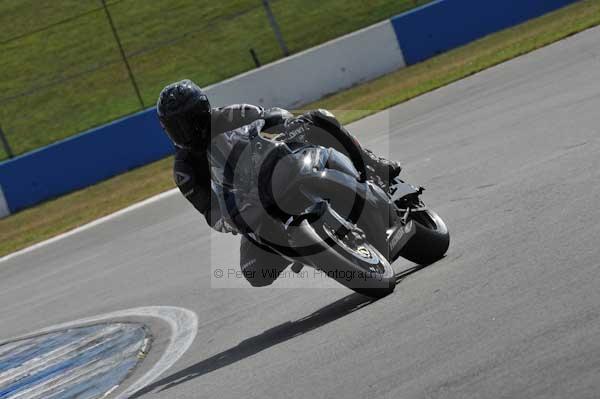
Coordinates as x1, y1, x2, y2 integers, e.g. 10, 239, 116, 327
398, 209, 449, 265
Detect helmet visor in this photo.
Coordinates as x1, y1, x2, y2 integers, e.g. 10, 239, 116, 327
160, 101, 210, 149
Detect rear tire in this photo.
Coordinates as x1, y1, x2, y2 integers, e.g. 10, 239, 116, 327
398, 209, 450, 265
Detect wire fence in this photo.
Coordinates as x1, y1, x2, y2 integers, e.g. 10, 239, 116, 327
0, 0, 428, 161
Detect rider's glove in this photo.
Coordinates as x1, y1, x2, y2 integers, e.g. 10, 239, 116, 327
213, 218, 239, 235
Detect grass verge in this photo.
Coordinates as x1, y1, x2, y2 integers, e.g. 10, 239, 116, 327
2, 0, 600, 257
0, 0, 429, 160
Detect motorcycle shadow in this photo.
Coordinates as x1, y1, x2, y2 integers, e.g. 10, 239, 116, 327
132, 267, 426, 397
394, 263, 429, 284
132, 292, 376, 396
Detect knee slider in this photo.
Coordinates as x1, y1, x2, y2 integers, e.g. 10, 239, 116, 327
242, 264, 279, 287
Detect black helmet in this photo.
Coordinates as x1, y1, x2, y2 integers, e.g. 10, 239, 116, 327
156, 79, 211, 150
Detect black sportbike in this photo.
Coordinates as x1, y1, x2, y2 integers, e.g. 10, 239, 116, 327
209, 120, 449, 298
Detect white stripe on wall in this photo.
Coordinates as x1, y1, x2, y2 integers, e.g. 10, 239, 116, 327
0, 185, 10, 218
205, 20, 406, 109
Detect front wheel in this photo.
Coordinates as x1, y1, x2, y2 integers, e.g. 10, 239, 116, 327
398, 209, 450, 265
288, 204, 396, 298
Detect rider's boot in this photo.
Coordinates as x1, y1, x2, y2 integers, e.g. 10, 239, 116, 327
297, 109, 402, 189
361, 148, 402, 189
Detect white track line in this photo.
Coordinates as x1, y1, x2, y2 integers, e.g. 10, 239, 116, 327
0, 306, 198, 399
0, 189, 179, 264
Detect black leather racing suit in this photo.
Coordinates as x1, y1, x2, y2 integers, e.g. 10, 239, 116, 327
173, 104, 292, 229
174, 104, 391, 286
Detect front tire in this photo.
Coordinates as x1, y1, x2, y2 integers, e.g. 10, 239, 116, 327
289, 205, 396, 298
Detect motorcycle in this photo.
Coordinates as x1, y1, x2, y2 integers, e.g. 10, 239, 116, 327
209, 119, 450, 298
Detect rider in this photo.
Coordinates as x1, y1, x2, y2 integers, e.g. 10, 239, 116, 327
157, 79, 401, 287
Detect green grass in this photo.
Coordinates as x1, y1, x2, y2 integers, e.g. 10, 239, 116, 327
0, 0, 429, 160
2, 0, 600, 257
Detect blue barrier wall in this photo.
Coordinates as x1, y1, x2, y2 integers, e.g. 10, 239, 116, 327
0, 0, 582, 216
391, 0, 580, 65
0, 109, 172, 213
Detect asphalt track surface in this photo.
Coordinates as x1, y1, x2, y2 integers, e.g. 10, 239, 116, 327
2, 26, 600, 399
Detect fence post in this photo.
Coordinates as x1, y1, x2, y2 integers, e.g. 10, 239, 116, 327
249, 48, 261, 68
101, 0, 145, 109
261, 0, 289, 57
0, 125, 14, 159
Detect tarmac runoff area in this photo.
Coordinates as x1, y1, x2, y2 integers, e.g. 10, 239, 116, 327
1, 25, 600, 398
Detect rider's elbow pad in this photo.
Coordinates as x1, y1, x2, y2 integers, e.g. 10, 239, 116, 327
263, 108, 293, 129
